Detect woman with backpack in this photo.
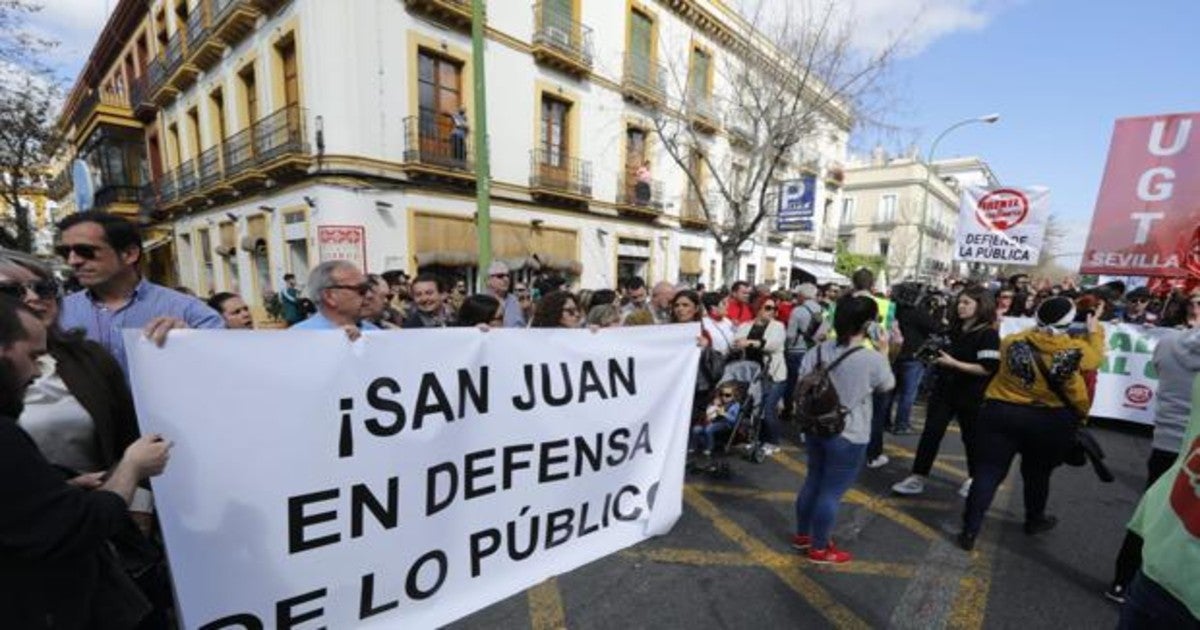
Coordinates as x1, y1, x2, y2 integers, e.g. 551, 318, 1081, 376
791, 295, 895, 564
892, 284, 1000, 498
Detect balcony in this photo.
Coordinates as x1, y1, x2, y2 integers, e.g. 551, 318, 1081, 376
727, 118, 754, 149
687, 92, 719, 134
222, 125, 260, 188
70, 85, 138, 141
614, 171, 662, 219
251, 0, 289, 13
211, 0, 261, 46
680, 192, 712, 230
871, 219, 897, 231
139, 180, 161, 216
175, 159, 200, 205
838, 223, 856, 235
185, 2, 223, 71
131, 71, 156, 120
93, 185, 142, 209
621, 54, 666, 108
401, 115, 475, 183
529, 148, 592, 203
532, 3, 593, 76
252, 104, 311, 175
197, 144, 226, 191
403, 0, 479, 32
152, 34, 184, 105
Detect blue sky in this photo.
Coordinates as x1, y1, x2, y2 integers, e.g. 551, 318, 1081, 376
869, 0, 1200, 271
32, 0, 1200, 272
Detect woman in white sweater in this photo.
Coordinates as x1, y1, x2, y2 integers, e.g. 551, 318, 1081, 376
733, 295, 788, 454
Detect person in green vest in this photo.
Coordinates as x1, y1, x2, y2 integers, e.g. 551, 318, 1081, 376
1119, 372, 1200, 627
848, 268, 896, 470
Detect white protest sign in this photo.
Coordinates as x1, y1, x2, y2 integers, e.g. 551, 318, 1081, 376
125, 326, 699, 629
999, 317, 1172, 424
954, 186, 1051, 265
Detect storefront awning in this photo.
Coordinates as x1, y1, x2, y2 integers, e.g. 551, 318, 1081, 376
794, 262, 849, 286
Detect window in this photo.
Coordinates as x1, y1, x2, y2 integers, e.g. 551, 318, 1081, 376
167, 123, 181, 168
877, 194, 897, 223
219, 222, 240, 292
278, 37, 299, 108
209, 89, 227, 142
283, 210, 310, 284
630, 10, 652, 61
540, 95, 570, 167
240, 65, 258, 126
745, 264, 757, 286
879, 238, 890, 257
186, 107, 200, 159
688, 47, 711, 98
417, 50, 463, 151
197, 227, 215, 296
840, 197, 856, 225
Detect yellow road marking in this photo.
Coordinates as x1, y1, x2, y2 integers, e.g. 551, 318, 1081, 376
771, 452, 941, 541
885, 443, 969, 481
684, 487, 872, 629
947, 523, 1001, 630
527, 577, 566, 630
623, 547, 752, 567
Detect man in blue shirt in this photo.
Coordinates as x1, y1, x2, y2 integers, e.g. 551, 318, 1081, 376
485, 261, 525, 328
56, 212, 225, 374
292, 260, 379, 335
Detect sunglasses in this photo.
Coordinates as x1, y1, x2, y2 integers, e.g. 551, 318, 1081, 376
762, 305, 776, 311
490, 273, 509, 279
328, 283, 374, 295
720, 392, 735, 398
54, 243, 103, 260
0, 279, 58, 300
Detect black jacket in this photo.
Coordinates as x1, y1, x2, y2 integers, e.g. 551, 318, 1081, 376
896, 304, 945, 360
0, 418, 149, 628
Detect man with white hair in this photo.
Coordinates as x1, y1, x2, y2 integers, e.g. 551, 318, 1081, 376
650, 281, 676, 324
291, 261, 379, 332
486, 261, 525, 328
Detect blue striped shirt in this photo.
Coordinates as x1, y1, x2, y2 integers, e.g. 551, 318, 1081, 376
60, 279, 225, 375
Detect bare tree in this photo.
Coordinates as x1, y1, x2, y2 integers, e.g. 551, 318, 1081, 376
650, 0, 898, 285
0, 0, 61, 252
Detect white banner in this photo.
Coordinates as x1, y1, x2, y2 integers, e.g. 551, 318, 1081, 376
954, 186, 1051, 265
999, 317, 1175, 424
126, 327, 699, 629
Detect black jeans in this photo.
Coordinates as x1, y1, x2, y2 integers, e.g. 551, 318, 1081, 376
1118, 571, 1200, 629
961, 401, 1076, 535
912, 389, 981, 478
1109, 448, 1179, 588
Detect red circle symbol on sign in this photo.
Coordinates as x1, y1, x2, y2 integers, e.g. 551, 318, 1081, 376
1125, 384, 1153, 405
975, 189, 1029, 230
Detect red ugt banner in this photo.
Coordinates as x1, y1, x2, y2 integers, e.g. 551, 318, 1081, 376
1081, 112, 1200, 279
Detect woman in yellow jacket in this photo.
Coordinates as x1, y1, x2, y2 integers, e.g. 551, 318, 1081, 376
957, 296, 1105, 550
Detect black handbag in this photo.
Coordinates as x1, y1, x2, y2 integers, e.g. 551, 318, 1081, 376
1027, 342, 1114, 483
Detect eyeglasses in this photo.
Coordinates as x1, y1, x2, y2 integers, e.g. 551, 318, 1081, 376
490, 273, 509, 279
762, 305, 777, 312
54, 243, 103, 260
327, 283, 374, 295
0, 279, 58, 300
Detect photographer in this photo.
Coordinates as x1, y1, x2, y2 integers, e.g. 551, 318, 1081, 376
892, 285, 999, 498
887, 283, 946, 435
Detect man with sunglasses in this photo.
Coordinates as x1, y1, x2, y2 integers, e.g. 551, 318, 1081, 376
485, 261, 525, 328
56, 212, 224, 374
292, 260, 379, 333
1123, 287, 1158, 326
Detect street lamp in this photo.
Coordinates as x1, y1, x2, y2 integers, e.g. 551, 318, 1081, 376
913, 113, 1000, 280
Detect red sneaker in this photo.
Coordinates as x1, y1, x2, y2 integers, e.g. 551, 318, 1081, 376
808, 544, 852, 565
790, 534, 812, 551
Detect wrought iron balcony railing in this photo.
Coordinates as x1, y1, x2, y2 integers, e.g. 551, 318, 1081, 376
198, 144, 224, 189
163, 33, 185, 78
402, 115, 474, 172
615, 171, 663, 211
176, 159, 198, 197
223, 125, 256, 178
529, 148, 592, 198
621, 54, 666, 105
253, 104, 309, 165
93, 184, 141, 208
532, 2, 594, 71
687, 92, 719, 129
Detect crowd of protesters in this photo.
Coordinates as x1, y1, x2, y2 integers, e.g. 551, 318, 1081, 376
0, 210, 1197, 627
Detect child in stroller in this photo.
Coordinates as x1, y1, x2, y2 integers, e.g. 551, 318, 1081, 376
691, 385, 742, 456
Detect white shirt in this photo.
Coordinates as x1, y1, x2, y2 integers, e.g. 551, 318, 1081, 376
703, 316, 736, 354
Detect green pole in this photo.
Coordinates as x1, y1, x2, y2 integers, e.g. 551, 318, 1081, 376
472, 0, 492, 291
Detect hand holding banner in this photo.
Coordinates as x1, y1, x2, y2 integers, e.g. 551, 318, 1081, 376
126, 327, 699, 629
954, 186, 1051, 266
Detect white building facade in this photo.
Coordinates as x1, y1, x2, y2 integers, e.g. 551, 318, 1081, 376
55, 0, 851, 316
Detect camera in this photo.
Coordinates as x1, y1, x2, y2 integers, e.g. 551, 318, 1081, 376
915, 334, 951, 365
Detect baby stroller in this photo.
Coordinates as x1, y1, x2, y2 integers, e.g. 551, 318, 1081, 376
720, 358, 771, 463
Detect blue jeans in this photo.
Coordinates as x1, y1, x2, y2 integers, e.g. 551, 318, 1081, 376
867, 390, 889, 460
761, 380, 786, 444
794, 435, 867, 549
691, 420, 733, 452
1118, 571, 1200, 629
782, 350, 807, 417
888, 359, 926, 431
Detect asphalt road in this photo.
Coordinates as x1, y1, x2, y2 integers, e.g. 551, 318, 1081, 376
452, 407, 1154, 629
